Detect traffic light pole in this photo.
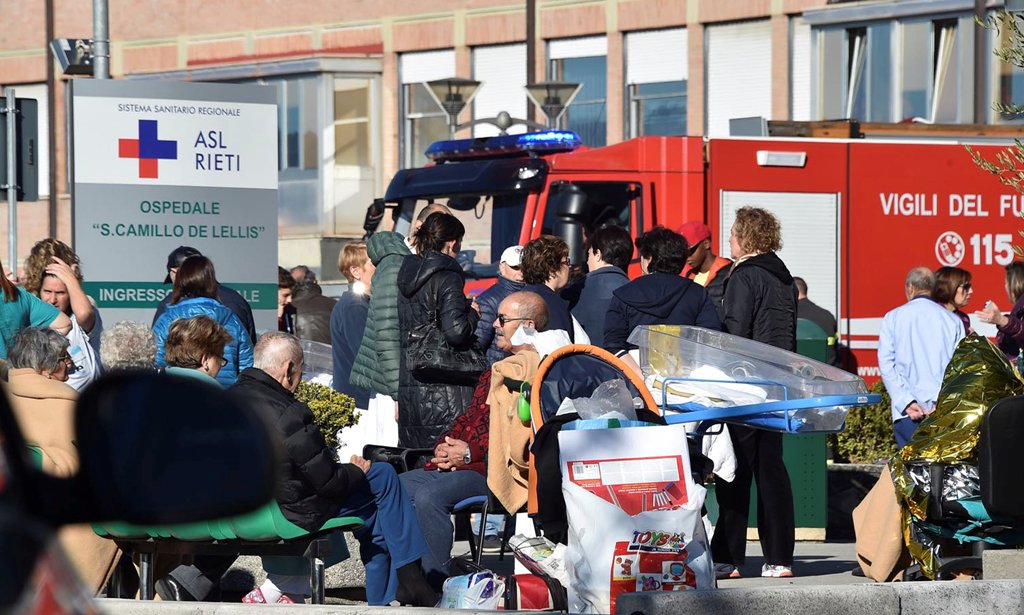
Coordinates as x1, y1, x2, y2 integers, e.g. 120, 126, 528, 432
2, 89, 16, 274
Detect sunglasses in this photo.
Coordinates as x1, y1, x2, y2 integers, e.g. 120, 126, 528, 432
497, 314, 529, 327
60, 353, 79, 374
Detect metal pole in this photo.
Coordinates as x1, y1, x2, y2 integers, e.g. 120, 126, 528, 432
45, 0, 57, 236
5, 89, 17, 275
93, 0, 110, 79
973, 0, 987, 123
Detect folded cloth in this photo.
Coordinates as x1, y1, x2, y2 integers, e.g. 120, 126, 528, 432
487, 350, 541, 513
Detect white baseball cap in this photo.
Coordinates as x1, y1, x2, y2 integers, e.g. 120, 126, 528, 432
500, 245, 523, 268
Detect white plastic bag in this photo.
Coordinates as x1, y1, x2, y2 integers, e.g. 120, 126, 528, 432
555, 379, 639, 421
439, 570, 505, 610
559, 424, 714, 614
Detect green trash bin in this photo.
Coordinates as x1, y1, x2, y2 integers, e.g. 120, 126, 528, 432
704, 320, 829, 541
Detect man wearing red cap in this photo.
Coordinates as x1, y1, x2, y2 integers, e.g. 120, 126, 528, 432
679, 221, 732, 319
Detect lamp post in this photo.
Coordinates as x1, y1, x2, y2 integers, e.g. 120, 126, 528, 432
525, 81, 582, 128
425, 78, 482, 139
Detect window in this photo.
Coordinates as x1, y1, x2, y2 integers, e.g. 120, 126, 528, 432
629, 82, 687, 137
997, 15, 1024, 122
626, 28, 687, 137
824, 19, 961, 123
399, 49, 456, 168
930, 21, 959, 122
334, 79, 371, 168
280, 77, 319, 171
549, 56, 607, 146
540, 181, 639, 237
845, 24, 892, 121
403, 83, 448, 168
472, 44, 528, 137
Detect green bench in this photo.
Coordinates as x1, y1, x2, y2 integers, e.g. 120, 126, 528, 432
93, 502, 363, 603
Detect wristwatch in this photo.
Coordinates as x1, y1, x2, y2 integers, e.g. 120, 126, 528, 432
463, 448, 472, 465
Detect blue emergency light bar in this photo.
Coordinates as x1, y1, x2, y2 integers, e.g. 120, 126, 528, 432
425, 130, 582, 162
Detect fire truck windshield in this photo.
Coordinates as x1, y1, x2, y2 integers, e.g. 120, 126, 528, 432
406, 193, 528, 281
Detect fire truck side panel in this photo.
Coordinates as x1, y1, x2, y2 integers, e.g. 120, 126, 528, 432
846, 141, 1018, 379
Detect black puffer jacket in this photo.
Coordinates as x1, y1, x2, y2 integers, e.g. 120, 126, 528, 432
231, 367, 365, 532
397, 251, 480, 448
722, 252, 797, 351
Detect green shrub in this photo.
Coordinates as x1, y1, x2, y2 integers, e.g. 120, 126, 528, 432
829, 379, 897, 464
294, 381, 359, 449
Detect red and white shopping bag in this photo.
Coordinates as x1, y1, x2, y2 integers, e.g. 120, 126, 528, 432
559, 423, 714, 614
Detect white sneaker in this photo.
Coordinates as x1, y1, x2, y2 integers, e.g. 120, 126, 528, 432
761, 564, 793, 578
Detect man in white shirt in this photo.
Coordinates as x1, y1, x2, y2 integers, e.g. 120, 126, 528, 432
878, 267, 965, 448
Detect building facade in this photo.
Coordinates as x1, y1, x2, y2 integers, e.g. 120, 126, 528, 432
0, 0, 1018, 280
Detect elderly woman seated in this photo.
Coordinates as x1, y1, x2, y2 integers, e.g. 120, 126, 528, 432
163, 315, 232, 386
6, 327, 119, 593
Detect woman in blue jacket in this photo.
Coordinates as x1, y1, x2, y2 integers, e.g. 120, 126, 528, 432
152, 255, 253, 386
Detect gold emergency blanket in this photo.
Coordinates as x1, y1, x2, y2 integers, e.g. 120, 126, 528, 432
889, 334, 1024, 579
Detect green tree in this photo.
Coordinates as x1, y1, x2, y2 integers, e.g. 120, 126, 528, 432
970, 9, 1024, 246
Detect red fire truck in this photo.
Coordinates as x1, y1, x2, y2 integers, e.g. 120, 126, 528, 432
370, 123, 1024, 378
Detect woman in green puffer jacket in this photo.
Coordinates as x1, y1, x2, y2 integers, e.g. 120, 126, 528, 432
349, 232, 411, 397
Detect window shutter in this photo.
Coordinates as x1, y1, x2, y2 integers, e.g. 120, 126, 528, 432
706, 20, 773, 136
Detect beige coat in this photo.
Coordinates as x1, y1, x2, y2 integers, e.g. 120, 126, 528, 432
486, 350, 540, 513
6, 368, 120, 593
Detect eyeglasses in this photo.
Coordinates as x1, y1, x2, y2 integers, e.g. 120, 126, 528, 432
497, 314, 529, 327
959, 282, 972, 291
218, 356, 229, 368
60, 353, 78, 374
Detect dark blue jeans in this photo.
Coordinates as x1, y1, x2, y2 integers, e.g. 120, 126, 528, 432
894, 417, 922, 449
400, 467, 488, 587
339, 462, 429, 605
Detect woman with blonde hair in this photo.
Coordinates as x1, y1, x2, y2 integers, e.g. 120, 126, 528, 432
330, 242, 393, 459
24, 238, 102, 389
713, 206, 797, 580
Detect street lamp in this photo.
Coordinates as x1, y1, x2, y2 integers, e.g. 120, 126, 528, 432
50, 38, 96, 76
425, 77, 482, 139
525, 81, 582, 127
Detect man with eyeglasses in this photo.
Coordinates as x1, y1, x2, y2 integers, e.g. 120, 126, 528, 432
679, 221, 733, 320
474, 245, 525, 365
878, 266, 965, 448
400, 291, 548, 588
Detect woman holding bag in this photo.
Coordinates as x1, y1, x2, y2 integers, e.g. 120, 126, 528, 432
397, 212, 482, 449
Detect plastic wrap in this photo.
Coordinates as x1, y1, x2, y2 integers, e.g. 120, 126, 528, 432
890, 334, 1024, 579
630, 325, 869, 432
300, 339, 334, 387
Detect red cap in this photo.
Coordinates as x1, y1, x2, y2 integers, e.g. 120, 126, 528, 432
677, 221, 711, 247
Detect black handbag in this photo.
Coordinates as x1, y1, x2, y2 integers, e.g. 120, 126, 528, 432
407, 311, 486, 385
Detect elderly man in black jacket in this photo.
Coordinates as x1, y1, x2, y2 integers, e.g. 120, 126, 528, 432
233, 332, 435, 606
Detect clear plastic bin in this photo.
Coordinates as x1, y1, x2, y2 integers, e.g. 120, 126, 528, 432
628, 325, 875, 433
300, 339, 334, 387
